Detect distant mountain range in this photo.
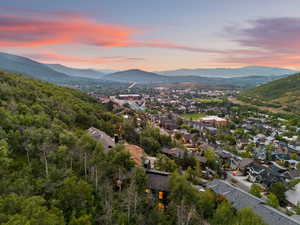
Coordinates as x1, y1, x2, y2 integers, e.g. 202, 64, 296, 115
239, 73, 300, 113
102, 69, 287, 87
156, 66, 297, 78
0, 52, 297, 88
46, 64, 106, 79
103, 69, 166, 83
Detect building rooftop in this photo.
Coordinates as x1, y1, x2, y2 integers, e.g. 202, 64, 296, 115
124, 144, 146, 167
201, 116, 227, 122
146, 169, 170, 192
207, 179, 300, 225
87, 127, 115, 152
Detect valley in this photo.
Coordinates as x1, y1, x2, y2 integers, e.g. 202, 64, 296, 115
1, 1, 300, 224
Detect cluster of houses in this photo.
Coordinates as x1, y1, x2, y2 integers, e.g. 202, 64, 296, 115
145, 88, 230, 115
87, 127, 171, 209
88, 85, 300, 224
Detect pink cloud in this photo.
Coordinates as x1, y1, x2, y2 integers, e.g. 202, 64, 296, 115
223, 17, 300, 68
3, 8, 300, 69
0, 13, 136, 48
0, 9, 226, 54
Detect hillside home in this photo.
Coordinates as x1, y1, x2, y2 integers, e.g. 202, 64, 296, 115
145, 169, 170, 209
87, 127, 115, 152
124, 144, 147, 167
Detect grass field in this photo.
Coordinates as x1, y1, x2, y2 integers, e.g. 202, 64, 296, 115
228, 96, 286, 114
192, 98, 223, 103
181, 113, 206, 120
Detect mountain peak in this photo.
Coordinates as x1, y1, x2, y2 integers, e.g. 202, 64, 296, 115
123, 69, 148, 73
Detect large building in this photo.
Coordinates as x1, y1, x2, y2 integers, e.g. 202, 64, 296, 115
199, 116, 228, 126
118, 94, 142, 100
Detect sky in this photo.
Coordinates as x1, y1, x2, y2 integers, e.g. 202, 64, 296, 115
1, 0, 300, 71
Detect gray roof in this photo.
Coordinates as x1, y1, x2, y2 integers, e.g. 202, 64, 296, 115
238, 158, 254, 170
292, 215, 300, 223
207, 179, 300, 225
161, 147, 185, 158
87, 127, 115, 152
146, 169, 170, 192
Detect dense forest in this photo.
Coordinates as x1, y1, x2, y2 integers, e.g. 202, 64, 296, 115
0, 71, 266, 225
238, 73, 300, 113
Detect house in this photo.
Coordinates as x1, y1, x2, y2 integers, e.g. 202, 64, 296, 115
87, 127, 115, 152
182, 133, 194, 144
145, 169, 170, 209
124, 144, 146, 167
161, 147, 185, 159
253, 149, 267, 161
216, 150, 233, 161
237, 139, 249, 149
203, 126, 218, 135
146, 169, 170, 192
287, 160, 299, 169
230, 158, 254, 173
253, 134, 267, 145
275, 141, 288, 152
160, 119, 179, 130
193, 153, 208, 165
144, 156, 157, 169
241, 123, 253, 130
271, 153, 290, 161
246, 162, 286, 187
161, 147, 207, 165
207, 179, 300, 225
246, 162, 266, 183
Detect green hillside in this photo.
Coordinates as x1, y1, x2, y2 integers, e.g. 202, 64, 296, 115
0, 71, 132, 224
238, 73, 300, 113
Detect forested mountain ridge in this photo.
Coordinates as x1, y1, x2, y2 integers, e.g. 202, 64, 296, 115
46, 64, 106, 79
0, 71, 131, 224
238, 73, 300, 113
0, 52, 122, 86
0, 52, 71, 82
157, 66, 297, 77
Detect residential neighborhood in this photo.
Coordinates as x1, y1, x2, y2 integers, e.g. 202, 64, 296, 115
87, 84, 300, 225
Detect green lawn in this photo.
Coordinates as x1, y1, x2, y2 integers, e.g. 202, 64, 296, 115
181, 113, 206, 120
192, 98, 223, 103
